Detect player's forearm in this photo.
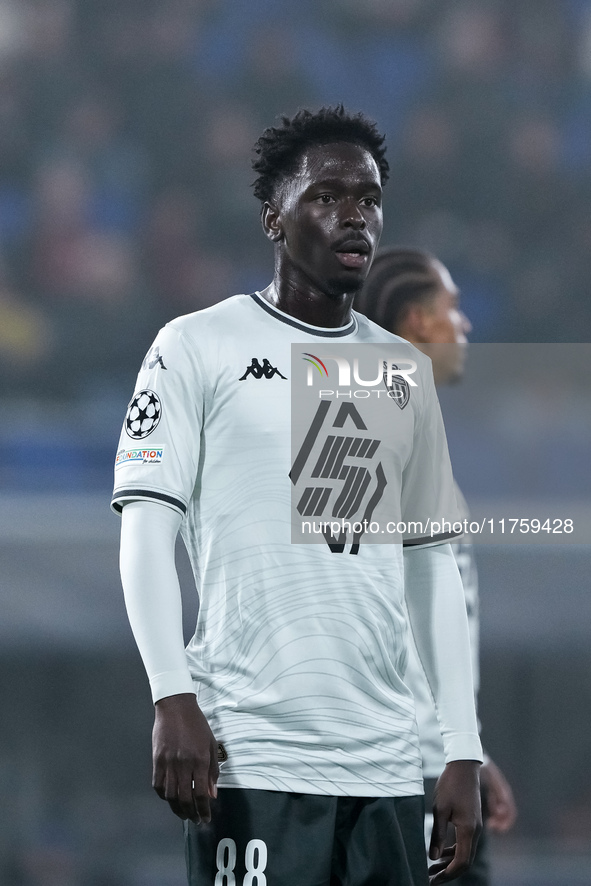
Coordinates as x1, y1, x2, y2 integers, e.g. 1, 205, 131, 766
404, 543, 483, 764
120, 500, 195, 703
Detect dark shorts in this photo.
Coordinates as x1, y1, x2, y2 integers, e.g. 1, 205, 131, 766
184, 788, 428, 886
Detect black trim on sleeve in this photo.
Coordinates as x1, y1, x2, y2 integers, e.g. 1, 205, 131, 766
111, 489, 187, 515
250, 291, 357, 337
403, 530, 463, 548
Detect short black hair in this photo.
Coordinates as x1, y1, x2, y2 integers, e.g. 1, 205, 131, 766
252, 105, 389, 204
355, 247, 439, 333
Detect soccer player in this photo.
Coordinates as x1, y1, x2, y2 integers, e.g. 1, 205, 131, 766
356, 247, 517, 885
113, 107, 483, 885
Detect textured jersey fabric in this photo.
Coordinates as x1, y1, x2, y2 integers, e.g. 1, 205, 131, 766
112, 292, 465, 797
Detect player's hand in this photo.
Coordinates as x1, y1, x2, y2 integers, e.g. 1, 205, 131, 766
428, 760, 482, 883
152, 693, 219, 824
480, 758, 517, 833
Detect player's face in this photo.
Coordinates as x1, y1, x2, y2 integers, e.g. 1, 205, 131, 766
421, 261, 471, 384
271, 142, 383, 297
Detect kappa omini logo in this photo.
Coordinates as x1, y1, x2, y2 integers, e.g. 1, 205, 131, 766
125, 390, 162, 439
239, 358, 287, 380
142, 346, 167, 371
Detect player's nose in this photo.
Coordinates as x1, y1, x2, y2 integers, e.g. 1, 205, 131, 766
341, 200, 366, 229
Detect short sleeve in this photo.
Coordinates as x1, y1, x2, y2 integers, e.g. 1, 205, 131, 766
401, 358, 463, 547
111, 324, 206, 517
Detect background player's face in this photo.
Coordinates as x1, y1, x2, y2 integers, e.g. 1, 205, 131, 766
272, 141, 383, 298
417, 260, 472, 384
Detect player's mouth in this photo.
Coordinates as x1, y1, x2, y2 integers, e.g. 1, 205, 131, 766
333, 238, 370, 269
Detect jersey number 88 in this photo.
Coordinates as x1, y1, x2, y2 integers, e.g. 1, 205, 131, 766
215, 838, 267, 885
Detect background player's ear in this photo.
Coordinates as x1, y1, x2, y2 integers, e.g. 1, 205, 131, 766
261, 202, 284, 242
399, 303, 431, 343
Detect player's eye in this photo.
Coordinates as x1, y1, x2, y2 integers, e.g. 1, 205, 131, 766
361, 196, 378, 207
316, 194, 335, 204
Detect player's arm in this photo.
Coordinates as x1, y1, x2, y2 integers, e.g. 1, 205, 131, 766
480, 756, 517, 832
404, 542, 483, 883
119, 499, 219, 823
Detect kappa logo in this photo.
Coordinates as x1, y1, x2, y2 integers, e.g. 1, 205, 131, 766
239, 358, 287, 380
142, 346, 167, 371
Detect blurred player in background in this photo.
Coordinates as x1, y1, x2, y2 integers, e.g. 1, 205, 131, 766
356, 246, 517, 885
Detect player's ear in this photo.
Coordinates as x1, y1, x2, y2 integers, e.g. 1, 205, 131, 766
400, 303, 432, 343
261, 202, 284, 243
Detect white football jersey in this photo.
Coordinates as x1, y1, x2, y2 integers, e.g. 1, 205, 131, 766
112, 292, 463, 797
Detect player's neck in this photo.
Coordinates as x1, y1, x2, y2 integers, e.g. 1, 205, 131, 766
261, 277, 354, 329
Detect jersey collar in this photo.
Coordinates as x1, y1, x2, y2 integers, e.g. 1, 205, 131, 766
251, 291, 358, 338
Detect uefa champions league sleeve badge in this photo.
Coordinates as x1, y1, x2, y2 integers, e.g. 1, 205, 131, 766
125, 390, 162, 439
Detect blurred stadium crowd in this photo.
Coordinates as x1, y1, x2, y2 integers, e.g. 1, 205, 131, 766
1, 0, 591, 411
